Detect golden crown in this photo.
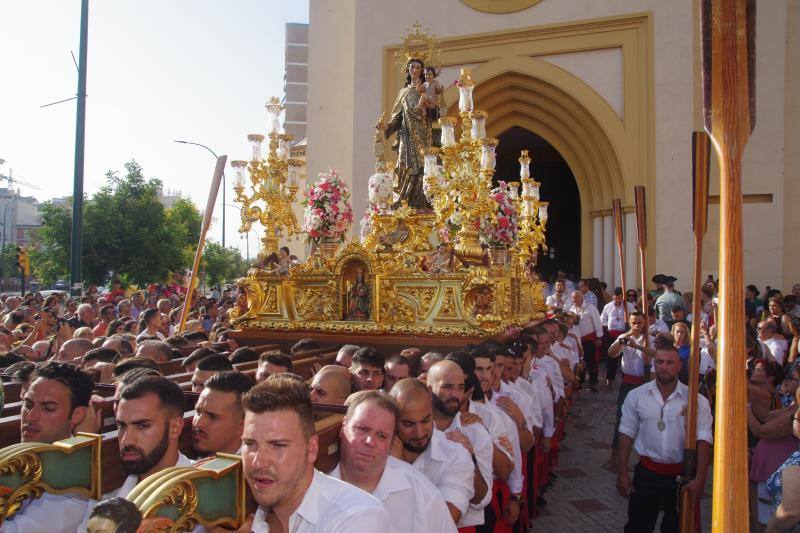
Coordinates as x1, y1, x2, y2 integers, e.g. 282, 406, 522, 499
393, 21, 441, 72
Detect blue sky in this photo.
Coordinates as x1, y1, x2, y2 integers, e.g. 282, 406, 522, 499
0, 1, 309, 255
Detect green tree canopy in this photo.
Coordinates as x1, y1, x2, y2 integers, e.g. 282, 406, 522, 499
34, 160, 203, 286
202, 242, 250, 288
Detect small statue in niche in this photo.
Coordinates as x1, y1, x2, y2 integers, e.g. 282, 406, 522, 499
473, 286, 493, 317
422, 242, 454, 273
87, 497, 142, 533
344, 268, 371, 320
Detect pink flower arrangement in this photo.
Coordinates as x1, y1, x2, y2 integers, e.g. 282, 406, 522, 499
302, 169, 354, 244
480, 181, 519, 247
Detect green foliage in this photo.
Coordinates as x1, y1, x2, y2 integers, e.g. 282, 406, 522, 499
202, 242, 250, 288
35, 160, 203, 286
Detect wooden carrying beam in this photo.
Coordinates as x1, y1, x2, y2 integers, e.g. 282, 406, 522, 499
701, 0, 756, 530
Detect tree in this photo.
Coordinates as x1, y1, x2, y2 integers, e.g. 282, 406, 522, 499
35, 160, 203, 286
202, 242, 250, 288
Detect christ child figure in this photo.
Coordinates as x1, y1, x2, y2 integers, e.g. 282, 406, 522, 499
416, 66, 444, 120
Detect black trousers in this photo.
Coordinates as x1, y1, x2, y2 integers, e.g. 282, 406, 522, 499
625, 463, 679, 533
611, 380, 639, 448
580, 338, 599, 385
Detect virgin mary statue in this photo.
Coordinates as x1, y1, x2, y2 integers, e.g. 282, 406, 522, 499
385, 58, 433, 209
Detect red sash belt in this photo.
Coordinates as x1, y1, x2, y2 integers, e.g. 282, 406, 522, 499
609, 329, 626, 338
622, 374, 645, 385
640, 456, 682, 477
457, 528, 476, 533
489, 479, 512, 533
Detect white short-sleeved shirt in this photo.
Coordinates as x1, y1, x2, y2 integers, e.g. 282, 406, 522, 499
442, 412, 493, 527
525, 365, 555, 437
551, 341, 579, 371
538, 356, 565, 400
411, 428, 475, 516
545, 292, 569, 310
2, 492, 88, 533
251, 469, 390, 533
619, 380, 713, 464
763, 337, 789, 366
601, 301, 635, 331
469, 400, 523, 494
612, 333, 655, 377
330, 456, 456, 533
507, 378, 544, 431
490, 380, 539, 434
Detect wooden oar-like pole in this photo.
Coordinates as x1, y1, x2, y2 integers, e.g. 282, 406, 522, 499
634, 186, 649, 345
177, 156, 227, 334
612, 199, 628, 322
701, 0, 756, 530
679, 131, 711, 532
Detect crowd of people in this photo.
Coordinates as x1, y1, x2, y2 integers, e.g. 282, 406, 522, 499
0, 275, 797, 531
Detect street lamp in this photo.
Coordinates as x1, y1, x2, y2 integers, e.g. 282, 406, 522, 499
174, 140, 226, 248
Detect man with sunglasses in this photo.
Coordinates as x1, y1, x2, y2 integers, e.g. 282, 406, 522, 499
92, 304, 116, 337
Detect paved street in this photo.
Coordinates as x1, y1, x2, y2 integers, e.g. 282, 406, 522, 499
531, 375, 713, 532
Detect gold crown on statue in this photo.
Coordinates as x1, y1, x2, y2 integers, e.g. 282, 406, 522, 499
394, 21, 441, 72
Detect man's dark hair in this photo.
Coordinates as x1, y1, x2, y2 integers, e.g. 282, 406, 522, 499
183, 347, 219, 369
7, 360, 36, 383
205, 371, 255, 404
182, 331, 209, 342
259, 352, 293, 371
613, 287, 623, 296
290, 338, 318, 355
385, 354, 410, 370
654, 332, 676, 350
119, 375, 186, 416
117, 366, 161, 388
164, 335, 189, 348
82, 347, 120, 366
445, 351, 475, 376
113, 357, 159, 379
33, 361, 93, 411
351, 346, 385, 370
0, 352, 26, 369
99, 304, 115, 318
242, 375, 314, 439
466, 343, 495, 362
229, 347, 258, 364
90, 497, 142, 533
196, 354, 234, 372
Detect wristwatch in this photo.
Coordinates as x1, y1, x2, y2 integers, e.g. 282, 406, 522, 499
509, 494, 523, 504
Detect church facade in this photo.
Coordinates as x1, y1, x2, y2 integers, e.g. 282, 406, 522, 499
303, 0, 798, 291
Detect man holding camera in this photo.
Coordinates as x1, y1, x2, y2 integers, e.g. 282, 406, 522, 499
603, 310, 656, 471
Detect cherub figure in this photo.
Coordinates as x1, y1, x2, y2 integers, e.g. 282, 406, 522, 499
423, 242, 453, 273
416, 66, 445, 121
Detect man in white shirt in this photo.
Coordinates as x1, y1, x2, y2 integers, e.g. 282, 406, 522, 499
242, 375, 390, 532
80, 375, 195, 530
192, 370, 254, 457
569, 290, 604, 391
545, 280, 570, 312
5, 362, 94, 533
330, 390, 456, 533
389, 378, 475, 525
600, 288, 636, 386
606, 310, 656, 471
758, 320, 789, 365
617, 346, 713, 533
427, 360, 494, 529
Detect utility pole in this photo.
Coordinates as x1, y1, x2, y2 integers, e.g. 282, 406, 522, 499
69, 0, 89, 297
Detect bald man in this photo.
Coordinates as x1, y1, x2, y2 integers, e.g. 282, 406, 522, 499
310, 365, 352, 405
389, 378, 474, 525
55, 338, 93, 362
427, 361, 493, 529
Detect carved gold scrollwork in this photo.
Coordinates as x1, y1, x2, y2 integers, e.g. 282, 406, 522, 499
263, 285, 279, 314
0, 452, 44, 522
435, 286, 460, 320
295, 284, 336, 321
396, 286, 439, 319
230, 276, 265, 322
379, 279, 416, 323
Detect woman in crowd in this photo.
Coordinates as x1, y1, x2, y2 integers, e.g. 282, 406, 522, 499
765, 378, 800, 532
104, 319, 126, 337
747, 362, 798, 529
670, 322, 691, 384
767, 297, 794, 342
136, 308, 164, 341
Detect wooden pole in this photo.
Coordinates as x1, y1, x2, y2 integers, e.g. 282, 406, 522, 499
612, 198, 628, 322
701, 0, 756, 530
634, 186, 649, 350
679, 131, 711, 532
177, 156, 227, 334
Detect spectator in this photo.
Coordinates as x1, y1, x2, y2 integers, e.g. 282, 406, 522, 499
93, 305, 116, 337
255, 352, 293, 383
191, 354, 234, 393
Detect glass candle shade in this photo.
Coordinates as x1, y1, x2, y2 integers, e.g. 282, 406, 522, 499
508, 182, 520, 200
231, 160, 249, 187
439, 118, 456, 147
265, 97, 283, 133
480, 139, 498, 171
422, 148, 439, 177
531, 181, 540, 201
522, 200, 534, 218
458, 85, 474, 113
247, 134, 265, 162
277, 135, 291, 160
519, 150, 531, 180
538, 202, 549, 223
471, 111, 487, 140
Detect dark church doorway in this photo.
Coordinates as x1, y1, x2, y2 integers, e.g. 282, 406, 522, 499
494, 126, 580, 283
